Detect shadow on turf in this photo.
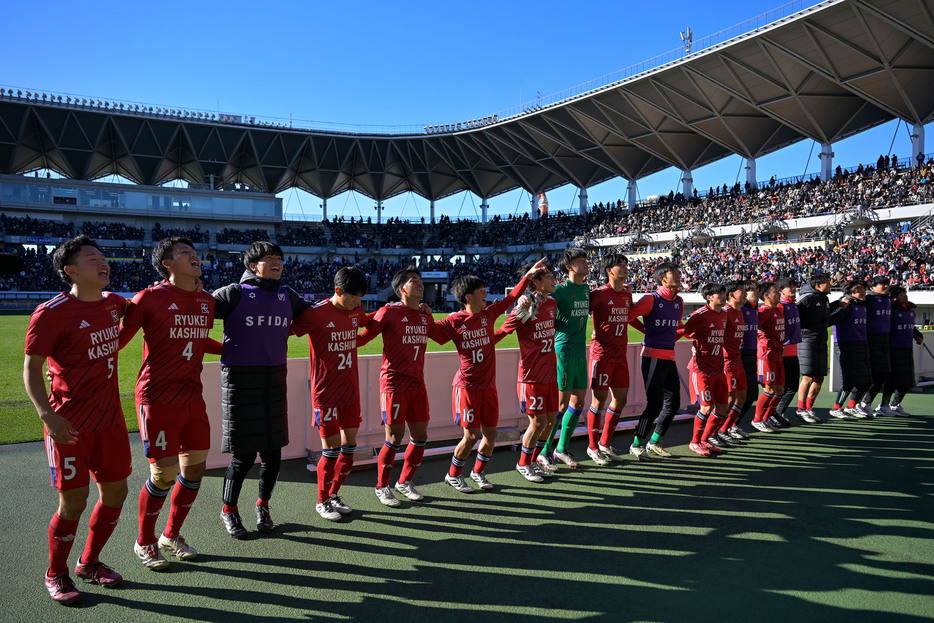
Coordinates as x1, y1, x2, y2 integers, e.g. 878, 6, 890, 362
69, 413, 934, 622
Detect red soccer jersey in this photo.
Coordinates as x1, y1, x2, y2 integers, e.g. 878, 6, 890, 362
723, 306, 745, 359
680, 305, 727, 375
356, 302, 433, 393
24, 292, 128, 433
589, 284, 632, 361
757, 304, 786, 362
431, 277, 529, 389
120, 282, 215, 405
498, 297, 558, 384
291, 299, 365, 408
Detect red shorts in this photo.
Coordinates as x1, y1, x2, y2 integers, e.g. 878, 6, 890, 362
314, 399, 362, 438
690, 371, 729, 406
590, 357, 630, 391
381, 387, 430, 425
757, 359, 785, 386
137, 401, 210, 461
518, 381, 559, 415
46, 422, 132, 491
724, 356, 747, 392
453, 386, 499, 428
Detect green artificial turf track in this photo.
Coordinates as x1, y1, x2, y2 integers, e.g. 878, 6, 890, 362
1, 390, 932, 622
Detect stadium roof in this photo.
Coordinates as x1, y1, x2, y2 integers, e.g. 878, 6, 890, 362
1, 0, 932, 202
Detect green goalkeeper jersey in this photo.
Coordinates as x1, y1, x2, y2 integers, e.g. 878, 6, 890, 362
553, 280, 590, 357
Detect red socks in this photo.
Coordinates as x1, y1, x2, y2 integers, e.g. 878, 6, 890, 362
81, 502, 121, 564
474, 452, 491, 474
399, 441, 426, 483
330, 448, 356, 497
692, 415, 706, 443
164, 476, 200, 540
600, 408, 620, 447
587, 407, 604, 450
376, 442, 400, 489
519, 446, 534, 466
806, 396, 815, 411
702, 412, 724, 441
138, 478, 169, 545
755, 393, 774, 423
48, 514, 79, 576
317, 451, 339, 503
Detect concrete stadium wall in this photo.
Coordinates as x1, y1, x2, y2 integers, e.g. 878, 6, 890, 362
201, 341, 697, 470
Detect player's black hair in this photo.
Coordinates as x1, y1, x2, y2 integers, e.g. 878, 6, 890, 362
758, 281, 777, 297
334, 267, 368, 296
244, 241, 284, 270
724, 280, 745, 296
391, 265, 421, 297
867, 275, 890, 288
843, 280, 867, 296
558, 247, 587, 272
809, 273, 831, 286
53, 235, 102, 285
700, 282, 726, 301
888, 285, 906, 300
602, 253, 628, 273
518, 260, 550, 282
451, 275, 486, 305
151, 237, 195, 279
654, 262, 679, 284
743, 279, 759, 293
775, 277, 798, 292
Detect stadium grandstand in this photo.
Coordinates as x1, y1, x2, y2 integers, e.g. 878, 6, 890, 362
1, 0, 933, 319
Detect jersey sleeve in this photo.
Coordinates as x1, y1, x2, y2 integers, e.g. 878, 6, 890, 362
212, 283, 241, 320
488, 276, 531, 317
290, 305, 317, 337
497, 311, 520, 340
630, 294, 655, 318
630, 318, 645, 333
429, 315, 455, 345
118, 293, 146, 349
356, 309, 384, 347
678, 311, 702, 339
24, 305, 63, 357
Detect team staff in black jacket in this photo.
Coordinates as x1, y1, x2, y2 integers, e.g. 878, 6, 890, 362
212, 242, 310, 538
794, 274, 831, 422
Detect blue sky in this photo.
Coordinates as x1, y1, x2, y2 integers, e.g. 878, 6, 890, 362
2, 0, 928, 222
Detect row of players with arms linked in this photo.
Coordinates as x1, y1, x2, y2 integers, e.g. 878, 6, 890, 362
25, 238, 923, 605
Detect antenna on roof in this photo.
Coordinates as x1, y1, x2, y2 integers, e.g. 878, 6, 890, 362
680, 26, 692, 54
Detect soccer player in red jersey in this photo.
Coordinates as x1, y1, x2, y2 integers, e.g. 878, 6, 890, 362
495, 261, 559, 483
678, 283, 730, 456
583, 253, 633, 466
24, 236, 132, 604
719, 280, 751, 441
753, 281, 786, 433
356, 267, 435, 506
430, 258, 548, 492
291, 267, 367, 521
118, 237, 215, 569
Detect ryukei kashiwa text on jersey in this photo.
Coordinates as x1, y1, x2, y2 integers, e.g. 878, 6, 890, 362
291, 299, 365, 408
120, 282, 215, 405
25, 292, 128, 433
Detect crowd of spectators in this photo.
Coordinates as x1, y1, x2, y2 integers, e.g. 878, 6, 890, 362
278, 224, 327, 247
586, 223, 934, 292
216, 227, 270, 245
1, 214, 75, 238
152, 223, 209, 243
80, 220, 145, 241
